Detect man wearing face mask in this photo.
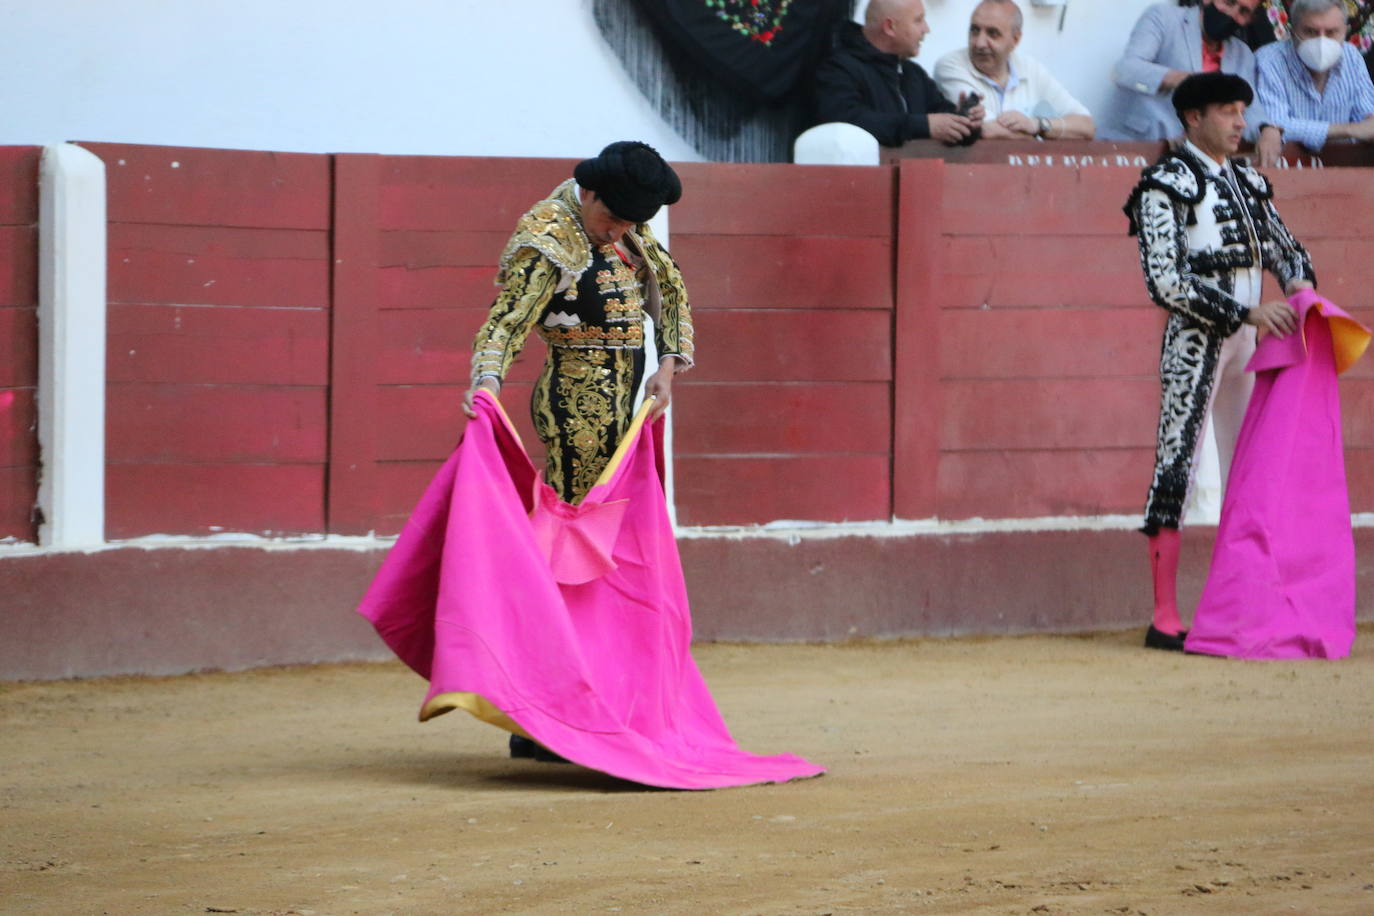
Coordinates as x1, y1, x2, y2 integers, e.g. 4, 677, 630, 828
1255, 0, 1374, 160
1101, 0, 1280, 165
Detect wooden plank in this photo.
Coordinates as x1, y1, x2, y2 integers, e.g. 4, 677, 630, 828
106, 383, 327, 463
377, 156, 575, 231
383, 154, 576, 189
672, 162, 895, 237
1346, 450, 1374, 513
942, 165, 1141, 237
939, 234, 1145, 310
673, 382, 890, 456
0, 465, 37, 542
380, 229, 510, 268
373, 461, 447, 536
1272, 195, 1374, 240
1341, 379, 1374, 448
327, 155, 382, 535
378, 265, 499, 311
942, 234, 1141, 281
109, 223, 328, 260
107, 304, 329, 386
689, 309, 892, 383
376, 310, 470, 385
376, 308, 547, 387
1300, 240, 1374, 307
0, 388, 38, 468
0, 226, 38, 309
105, 464, 325, 538
109, 243, 329, 309
0, 147, 40, 226
893, 158, 944, 519
0, 152, 39, 543
939, 308, 1164, 380
0, 307, 37, 388
937, 449, 1154, 520
941, 378, 1160, 451
670, 236, 892, 311
374, 382, 542, 464
674, 455, 890, 526
80, 143, 331, 229
938, 269, 1149, 311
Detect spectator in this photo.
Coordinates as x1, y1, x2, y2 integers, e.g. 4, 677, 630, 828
1207, 0, 1374, 80
812, 0, 985, 147
934, 0, 1095, 140
1100, 1, 1279, 164
1255, 0, 1374, 159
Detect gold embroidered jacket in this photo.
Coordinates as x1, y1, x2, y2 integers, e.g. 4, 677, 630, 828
470, 179, 694, 387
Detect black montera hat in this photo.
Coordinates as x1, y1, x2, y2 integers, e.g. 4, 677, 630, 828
1172, 72, 1254, 119
573, 141, 682, 224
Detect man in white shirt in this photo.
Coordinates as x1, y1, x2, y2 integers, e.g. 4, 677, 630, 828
933, 0, 1095, 140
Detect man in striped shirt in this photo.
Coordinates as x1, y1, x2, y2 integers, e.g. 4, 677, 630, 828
1255, 0, 1374, 159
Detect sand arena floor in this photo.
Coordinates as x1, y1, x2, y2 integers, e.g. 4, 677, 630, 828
4, 629, 1374, 915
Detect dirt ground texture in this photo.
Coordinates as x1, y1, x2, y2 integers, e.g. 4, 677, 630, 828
4, 630, 1374, 916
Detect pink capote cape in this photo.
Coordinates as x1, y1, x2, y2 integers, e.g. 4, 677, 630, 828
1187, 290, 1371, 659
357, 390, 824, 789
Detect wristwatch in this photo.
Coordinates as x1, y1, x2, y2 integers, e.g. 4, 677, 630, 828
1036, 116, 1051, 138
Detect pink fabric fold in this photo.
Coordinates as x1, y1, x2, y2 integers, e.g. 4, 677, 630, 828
1186, 292, 1371, 659
357, 391, 824, 789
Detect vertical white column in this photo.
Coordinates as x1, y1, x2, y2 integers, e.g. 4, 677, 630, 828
37, 144, 107, 549
644, 206, 677, 527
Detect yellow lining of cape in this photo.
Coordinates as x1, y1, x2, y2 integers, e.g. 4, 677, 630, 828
587, 396, 657, 495
421, 691, 532, 738
1328, 313, 1372, 376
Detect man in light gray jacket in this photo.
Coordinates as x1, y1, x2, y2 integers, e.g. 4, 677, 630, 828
1100, 0, 1277, 163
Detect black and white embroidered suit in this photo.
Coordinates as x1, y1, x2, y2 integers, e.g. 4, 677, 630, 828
1125, 143, 1315, 534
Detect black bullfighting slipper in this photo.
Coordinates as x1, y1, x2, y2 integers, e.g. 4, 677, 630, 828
1144, 625, 1187, 652
509, 734, 537, 759
532, 744, 571, 765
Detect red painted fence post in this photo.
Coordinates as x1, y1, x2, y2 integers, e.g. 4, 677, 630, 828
327, 155, 382, 535
893, 157, 945, 520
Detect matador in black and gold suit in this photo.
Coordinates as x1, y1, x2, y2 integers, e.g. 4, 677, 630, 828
466, 142, 694, 504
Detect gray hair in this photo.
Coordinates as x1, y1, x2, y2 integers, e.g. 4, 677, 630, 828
976, 0, 1024, 33
1289, 0, 1347, 30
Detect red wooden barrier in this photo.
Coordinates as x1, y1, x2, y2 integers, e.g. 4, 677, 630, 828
671, 163, 896, 525
0, 147, 40, 542
84, 143, 332, 539
330, 155, 575, 535
1, 145, 1362, 541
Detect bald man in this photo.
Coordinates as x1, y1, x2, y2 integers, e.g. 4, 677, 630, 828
812, 0, 985, 146
935, 0, 1095, 140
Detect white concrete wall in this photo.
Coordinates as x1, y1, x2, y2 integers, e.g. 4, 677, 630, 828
2, 0, 1164, 159
0, 0, 700, 160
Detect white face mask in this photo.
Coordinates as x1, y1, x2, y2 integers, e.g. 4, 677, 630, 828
1297, 35, 1343, 73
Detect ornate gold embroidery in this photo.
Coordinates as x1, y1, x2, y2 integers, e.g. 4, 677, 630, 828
537, 323, 644, 349
629, 224, 695, 369
532, 347, 642, 503
496, 180, 592, 300
556, 350, 614, 501
470, 250, 561, 386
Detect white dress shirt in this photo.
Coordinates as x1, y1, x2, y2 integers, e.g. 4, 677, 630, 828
933, 48, 1090, 119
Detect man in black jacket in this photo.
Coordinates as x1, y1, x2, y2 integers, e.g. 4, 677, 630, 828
812, 0, 984, 146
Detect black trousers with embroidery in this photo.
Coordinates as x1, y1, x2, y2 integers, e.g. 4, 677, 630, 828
531, 346, 645, 504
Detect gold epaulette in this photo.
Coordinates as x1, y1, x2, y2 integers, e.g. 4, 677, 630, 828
496, 181, 592, 294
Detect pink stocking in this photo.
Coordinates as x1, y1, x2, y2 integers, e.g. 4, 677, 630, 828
1149, 528, 1184, 635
